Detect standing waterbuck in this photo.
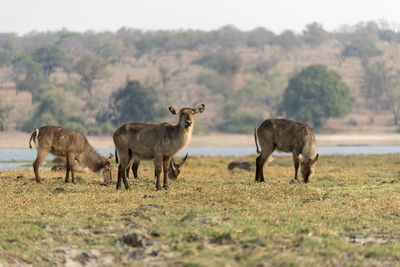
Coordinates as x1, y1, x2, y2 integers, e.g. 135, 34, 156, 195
29, 126, 112, 183
113, 104, 205, 190
254, 119, 319, 183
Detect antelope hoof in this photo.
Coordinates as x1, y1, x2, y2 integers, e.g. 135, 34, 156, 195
65, 179, 69, 183
289, 179, 299, 184
156, 184, 162, 191
35, 179, 41, 183
163, 184, 169, 190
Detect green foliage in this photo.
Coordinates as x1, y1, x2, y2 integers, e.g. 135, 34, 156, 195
193, 52, 241, 77
63, 121, 87, 134
32, 44, 65, 76
232, 77, 270, 106
196, 71, 232, 98
0, 48, 12, 67
110, 80, 159, 125
76, 56, 107, 95
251, 55, 280, 76
281, 65, 353, 128
302, 22, 330, 47
274, 30, 303, 51
246, 27, 276, 49
342, 38, 382, 66
361, 61, 395, 114
21, 87, 68, 132
218, 103, 264, 133
31, 83, 55, 103
15, 53, 47, 97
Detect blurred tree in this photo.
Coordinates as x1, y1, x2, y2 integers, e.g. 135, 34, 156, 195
362, 60, 400, 123
210, 25, 245, 49
14, 53, 47, 101
218, 103, 264, 133
193, 52, 241, 77
342, 22, 381, 67
246, 27, 275, 50
0, 48, 12, 67
302, 22, 330, 47
56, 32, 86, 59
274, 30, 303, 51
76, 56, 107, 95
0, 95, 12, 131
196, 71, 233, 99
0, 33, 19, 67
109, 80, 159, 125
98, 39, 128, 63
387, 76, 400, 125
32, 43, 65, 77
158, 66, 171, 88
252, 55, 279, 77
281, 65, 353, 129
21, 86, 68, 131
56, 32, 87, 80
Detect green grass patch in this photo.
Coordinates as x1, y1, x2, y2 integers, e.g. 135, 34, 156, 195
0, 154, 399, 265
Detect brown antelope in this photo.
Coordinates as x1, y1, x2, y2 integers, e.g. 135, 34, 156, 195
254, 119, 319, 183
113, 104, 205, 190
29, 126, 112, 184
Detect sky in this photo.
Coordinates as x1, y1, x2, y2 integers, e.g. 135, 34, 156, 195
1, 0, 400, 35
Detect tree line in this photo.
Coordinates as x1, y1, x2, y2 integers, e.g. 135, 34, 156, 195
0, 21, 400, 133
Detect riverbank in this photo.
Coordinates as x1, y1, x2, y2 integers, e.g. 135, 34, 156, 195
1, 131, 400, 149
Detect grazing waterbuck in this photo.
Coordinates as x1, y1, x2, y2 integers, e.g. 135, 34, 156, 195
121, 152, 188, 180
113, 104, 205, 190
254, 119, 319, 183
29, 126, 112, 184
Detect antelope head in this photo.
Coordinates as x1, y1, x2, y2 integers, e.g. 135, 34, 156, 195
99, 155, 113, 184
168, 153, 188, 179
169, 104, 205, 129
297, 154, 319, 183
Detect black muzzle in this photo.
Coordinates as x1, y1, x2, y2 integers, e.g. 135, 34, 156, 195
185, 121, 192, 128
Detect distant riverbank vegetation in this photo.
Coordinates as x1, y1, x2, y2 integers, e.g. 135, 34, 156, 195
0, 21, 399, 134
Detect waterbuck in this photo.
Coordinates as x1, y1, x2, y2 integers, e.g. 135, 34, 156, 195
254, 119, 319, 183
29, 126, 112, 184
113, 104, 205, 190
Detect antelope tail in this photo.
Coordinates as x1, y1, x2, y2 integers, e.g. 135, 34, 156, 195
115, 149, 119, 163
254, 127, 260, 154
29, 128, 39, 149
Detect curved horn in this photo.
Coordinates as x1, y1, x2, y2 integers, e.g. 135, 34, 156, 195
178, 153, 188, 168
170, 158, 177, 171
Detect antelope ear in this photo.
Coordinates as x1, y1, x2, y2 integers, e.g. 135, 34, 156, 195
194, 104, 205, 114
313, 154, 319, 163
297, 154, 304, 164
169, 106, 180, 115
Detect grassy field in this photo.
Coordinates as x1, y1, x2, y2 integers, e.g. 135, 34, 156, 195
0, 154, 399, 266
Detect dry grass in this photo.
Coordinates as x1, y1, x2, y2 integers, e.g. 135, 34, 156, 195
0, 154, 400, 266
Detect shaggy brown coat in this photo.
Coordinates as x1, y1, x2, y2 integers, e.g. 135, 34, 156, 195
29, 126, 112, 183
254, 119, 318, 183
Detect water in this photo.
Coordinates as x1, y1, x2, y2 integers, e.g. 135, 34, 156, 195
2, 145, 400, 170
